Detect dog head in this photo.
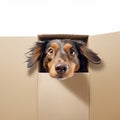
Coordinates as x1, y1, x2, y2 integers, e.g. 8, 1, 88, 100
27, 39, 101, 80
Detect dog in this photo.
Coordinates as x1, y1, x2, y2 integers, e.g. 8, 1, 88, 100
27, 38, 101, 80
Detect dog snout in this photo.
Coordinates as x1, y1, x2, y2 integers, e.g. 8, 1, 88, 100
55, 63, 68, 74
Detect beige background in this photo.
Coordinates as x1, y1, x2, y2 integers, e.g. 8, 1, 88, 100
0, 32, 120, 120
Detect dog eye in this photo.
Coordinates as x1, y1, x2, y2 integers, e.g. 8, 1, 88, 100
47, 47, 54, 56
49, 48, 53, 53
69, 48, 75, 56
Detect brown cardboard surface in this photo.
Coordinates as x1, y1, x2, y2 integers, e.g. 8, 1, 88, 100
0, 32, 120, 120
0, 37, 38, 120
38, 73, 89, 120
89, 32, 120, 120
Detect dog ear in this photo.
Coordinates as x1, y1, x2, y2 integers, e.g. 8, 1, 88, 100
26, 40, 44, 68
75, 40, 101, 64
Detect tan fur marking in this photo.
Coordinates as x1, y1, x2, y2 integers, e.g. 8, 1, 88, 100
64, 43, 72, 53
48, 60, 57, 77
74, 60, 80, 72
33, 52, 40, 63
48, 60, 54, 70
51, 43, 59, 52
34, 45, 41, 53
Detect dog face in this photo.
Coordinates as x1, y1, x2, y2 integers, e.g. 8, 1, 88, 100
43, 39, 80, 79
27, 39, 101, 80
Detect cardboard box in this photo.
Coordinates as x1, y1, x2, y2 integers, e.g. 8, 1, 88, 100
0, 32, 120, 120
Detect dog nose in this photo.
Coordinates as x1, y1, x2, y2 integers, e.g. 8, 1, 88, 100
55, 63, 68, 74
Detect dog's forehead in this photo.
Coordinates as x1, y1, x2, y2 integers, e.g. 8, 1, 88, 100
46, 39, 76, 49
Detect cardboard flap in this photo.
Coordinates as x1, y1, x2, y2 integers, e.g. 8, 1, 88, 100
38, 34, 88, 43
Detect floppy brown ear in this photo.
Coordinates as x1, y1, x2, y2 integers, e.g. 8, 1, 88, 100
80, 45, 101, 64
75, 40, 101, 64
26, 40, 44, 68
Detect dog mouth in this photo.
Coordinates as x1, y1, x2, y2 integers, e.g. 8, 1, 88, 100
54, 73, 72, 80
56, 75, 67, 80
49, 73, 67, 80
57, 77, 67, 80
54, 74, 65, 80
